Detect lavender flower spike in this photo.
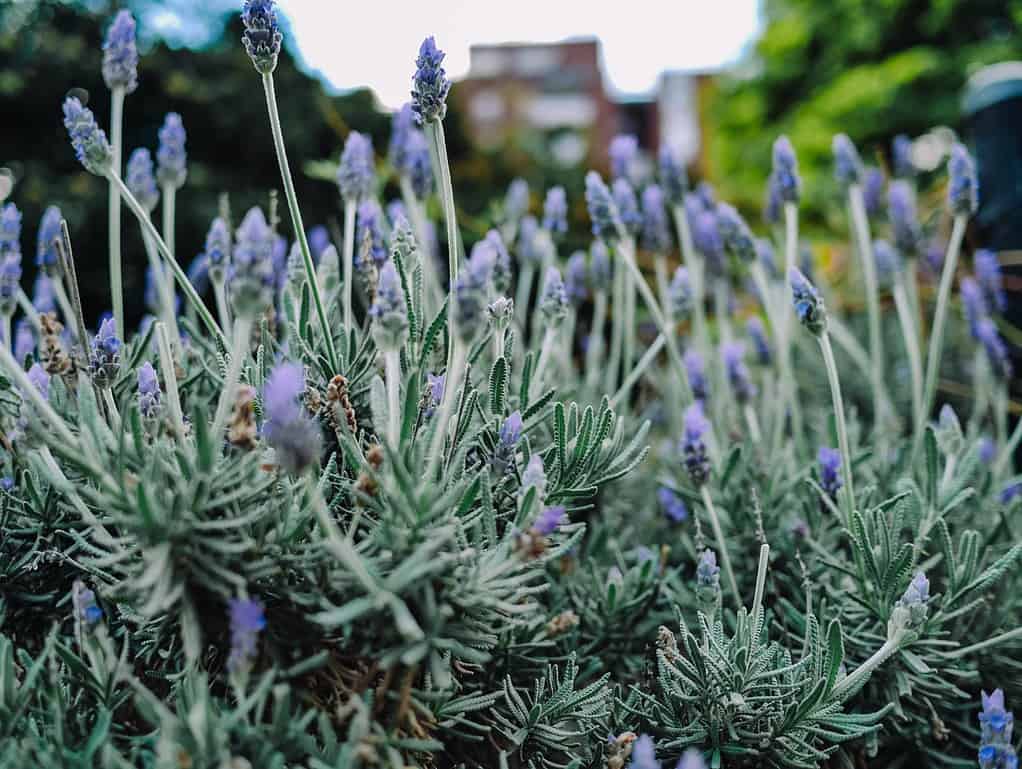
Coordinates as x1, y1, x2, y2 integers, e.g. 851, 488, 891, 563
137, 361, 161, 421
609, 134, 638, 182
641, 185, 672, 253
156, 114, 187, 190
771, 135, 801, 204
0, 203, 22, 315
370, 260, 409, 350
454, 240, 495, 340
338, 131, 376, 202
102, 10, 139, 93
669, 266, 692, 318
533, 505, 565, 537
658, 486, 688, 523
789, 267, 826, 335
241, 0, 283, 74
585, 171, 618, 238
685, 349, 707, 401
975, 249, 1006, 313
682, 402, 711, 486
505, 178, 530, 224
227, 597, 266, 672
863, 167, 884, 218
628, 734, 657, 769
722, 341, 756, 402
658, 145, 688, 206
947, 143, 978, 216
892, 134, 914, 179
90, 317, 121, 388
231, 207, 275, 316
492, 410, 523, 476
204, 216, 231, 281
126, 149, 160, 213
872, 239, 901, 287
411, 36, 451, 124
746, 316, 771, 365
355, 200, 387, 268
63, 97, 112, 175
564, 251, 589, 306
263, 362, 321, 475
976, 317, 1013, 381
717, 202, 755, 263
542, 186, 568, 235
678, 749, 709, 769
832, 134, 863, 189
612, 178, 641, 236
818, 447, 842, 500
888, 181, 921, 256
539, 266, 568, 322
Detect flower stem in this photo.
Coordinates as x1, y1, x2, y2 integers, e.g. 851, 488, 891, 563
818, 330, 856, 519
531, 326, 558, 400
947, 625, 1022, 659
425, 119, 460, 365
751, 543, 770, 618
385, 349, 401, 449
107, 171, 226, 348
101, 387, 121, 433
622, 258, 636, 372
154, 320, 186, 441
211, 316, 251, 450
213, 278, 232, 337
832, 635, 902, 701
744, 403, 762, 444
2, 314, 10, 353
611, 332, 666, 407
848, 185, 884, 424
672, 204, 710, 356
605, 253, 625, 394
161, 184, 176, 263
424, 340, 466, 481
781, 201, 804, 452
16, 289, 41, 333
107, 86, 125, 339
893, 277, 923, 430
699, 484, 740, 604
52, 282, 77, 336
913, 214, 967, 462
341, 198, 356, 334
141, 225, 181, 349
398, 176, 439, 316
585, 290, 607, 393
261, 72, 337, 373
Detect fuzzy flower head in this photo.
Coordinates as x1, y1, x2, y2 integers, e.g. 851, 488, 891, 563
832, 134, 863, 189
658, 486, 688, 523
227, 598, 266, 673
0, 252, 21, 316
689, 203, 724, 276
892, 134, 914, 179
682, 402, 711, 485
863, 167, 884, 218
893, 571, 930, 630
204, 216, 231, 281
388, 103, 417, 171
454, 241, 495, 340
746, 316, 771, 365
156, 113, 187, 190
696, 549, 720, 590
590, 239, 612, 292
370, 260, 409, 349
137, 361, 161, 421
355, 200, 387, 269
771, 135, 801, 204
980, 689, 1015, 743
612, 178, 641, 236
976, 317, 1013, 381
947, 143, 978, 216
90, 317, 121, 388
102, 10, 138, 93
36, 206, 63, 275
585, 171, 618, 238
888, 181, 921, 256
961, 277, 987, 334
533, 505, 565, 537
669, 266, 692, 319
505, 178, 530, 224
263, 362, 320, 475
73, 581, 104, 628
658, 145, 688, 206
722, 342, 756, 403
230, 207, 275, 316
126, 148, 159, 213
63, 97, 111, 175
628, 734, 657, 769
685, 349, 707, 402
565, 251, 589, 306
338, 131, 376, 202
789, 267, 826, 335
411, 36, 450, 124
492, 410, 523, 476
515, 215, 540, 264
241, 0, 282, 73
975, 249, 1006, 313
423, 372, 444, 419
520, 454, 547, 501
33, 275, 55, 314
609, 134, 639, 182
818, 447, 842, 500
640, 184, 672, 253
539, 265, 568, 323
677, 749, 708, 769
541, 186, 568, 235
404, 131, 433, 200
717, 202, 755, 264
485, 229, 512, 294
872, 239, 902, 287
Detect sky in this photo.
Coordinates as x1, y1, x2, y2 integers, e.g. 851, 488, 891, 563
280, 0, 763, 109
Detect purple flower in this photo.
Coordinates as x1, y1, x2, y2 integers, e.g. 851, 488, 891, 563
892, 134, 914, 179
263, 362, 320, 474
658, 145, 688, 205
685, 349, 707, 401
539, 266, 568, 321
33, 275, 56, 314
947, 143, 978, 216
888, 181, 921, 256
818, 446, 842, 500
73, 581, 103, 627
757, 238, 777, 278
585, 171, 618, 238
90, 316, 121, 387
13, 320, 34, 362
612, 179, 641, 236
188, 252, 210, 294
27, 363, 50, 400
405, 131, 433, 200
900, 571, 930, 606
36, 206, 63, 274
641, 184, 672, 253
771, 135, 801, 204
682, 402, 710, 485
492, 410, 523, 476
590, 239, 612, 291
658, 486, 688, 523
63, 97, 111, 175
204, 216, 231, 276
338, 131, 376, 201
872, 239, 901, 285
231, 207, 275, 315
521, 454, 546, 499
137, 361, 161, 420
424, 372, 444, 419
789, 267, 826, 335
690, 204, 724, 276
832, 134, 863, 189
411, 36, 451, 124
978, 436, 996, 464
389, 103, 417, 171
669, 266, 692, 317
975, 249, 1006, 313
505, 178, 530, 223
677, 749, 708, 769
978, 689, 1017, 769
722, 342, 756, 402
628, 734, 657, 769
241, 0, 282, 74
355, 200, 387, 268
717, 202, 755, 263
609, 134, 639, 182
307, 225, 331, 262
534, 505, 566, 536
542, 186, 568, 235
565, 251, 589, 305
227, 598, 266, 672
746, 316, 771, 365
370, 260, 408, 349
485, 229, 512, 293
454, 241, 495, 337
156, 113, 187, 190
863, 167, 884, 218
102, 10, 138, 93
961, 277, 988, 334
976, 317, 1012, 381
1001, 482, 1022, 505
126, 148, 160, 212
696, 549, 719, 589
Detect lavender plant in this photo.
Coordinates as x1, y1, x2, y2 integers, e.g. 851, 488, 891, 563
0, 7, 1019, 769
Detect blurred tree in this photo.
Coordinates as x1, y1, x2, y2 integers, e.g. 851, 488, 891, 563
0, 0, 389, 327
708, 0, 1022, 219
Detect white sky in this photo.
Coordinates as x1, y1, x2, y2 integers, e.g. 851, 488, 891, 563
283, 0, 763, 109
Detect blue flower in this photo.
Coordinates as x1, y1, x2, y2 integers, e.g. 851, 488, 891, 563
187, 252, 210, 294
405, 131, 433, 200
585, 171, 618, 238
609, 134, 639, 182
63, 97, 112, 175
230, 207, 275, 316
628, 734, 657, 769
689, 200, 724, 276
241, 0, 282, 74
539, 266, 568, 322
685, 349, 707, 401
492, 410, 523, 476
33, 275, 56, 314
677, 749, 708, 769
370, 260, 409, 349
895, 571, 930, 629
90, 317, 121, 388
338, 131, 376, 202
658, 145, 688, 206
126, 148, 160, 213
36, 206, 63, 275
789, 267, 826, 335
263, 362, 320, 474
533, 505, 565, 536
947, 143, 978, 216
658, 486, 688, 523
961, 277, 987, 334
227, 597, 266, 672
976, 317, 1012, 381
682, 402, 710, 485
640, 184, 672, 253
696, 549, 719, 589
978, 436, 996, 464
423, 372, 444, 419
746, 316, 771, 365
565, 251, 589, 306
389, 103, 417, 171
977, 689, 1017, 769
485, 230, 512, 294
204, 216, 232, 279
505, 178, 531, 223
975, 249, 1006, 313
515, 215, 541, 265
771, 135, 801, 204
156, 114, 187, 190
832, 134, 863, 189
454, 243, 495, 339
590, 239, 612, 292
137, 361, 161, 420
73, 581, 103, 628
612, 179, 641, 236
102, 10, 138, 93
355, 200, 387, 269
542, 186, 568, 235
863, 167, 884, 218
722, 342, 755, 403
716, 202, 755, 263
818, 447, 842, 500
872, 239, 901, 286
888, 181, 921, 256
669, 266, 692, 318
1002, 482, 1022, 506
892, 134, 914, 179
411, 36, 451, 124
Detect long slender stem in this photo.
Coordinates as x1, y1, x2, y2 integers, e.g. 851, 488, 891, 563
848, 185, 884, 423
781, 201, 804, 453
425, 341, 466, 481
622, 259, 636, 372
605, 253, 624, 394
141, 225, 181, 346
101, 387, 121, 433
699, 484, 740, 604
52, 282, 77, 335
611, 333, 666, 407
211, 316, 252, 448
261, 73, 337, 372
16, 289, 41, 332
751, 543, 770, 617
213, 279, 232, 337
893, 278, 923, 429
914, 215, 967, 461
2, 314, 10, 353
398, 177, 439, 316
155, 321, 186, 441
107, 87, 125, 339
819, 331, 856, 519
162, 185, 176, 263
107, 172, 226, 348
994, 413, 1022, 478
947, 625, 1022, 659
385, 349, 401, 449
531, 327, 558, 400
425, 119, 460, 367
673, 205, 710, 356
585, 290, 607, 393
832, 635, 902, 701
341, 199, 356, 334
514, 263, 535, 333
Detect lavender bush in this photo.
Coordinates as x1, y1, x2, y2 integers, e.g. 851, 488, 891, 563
0, 5, 1020, 768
